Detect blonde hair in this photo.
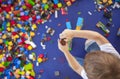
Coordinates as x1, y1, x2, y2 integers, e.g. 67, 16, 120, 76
84, 51, 120, 79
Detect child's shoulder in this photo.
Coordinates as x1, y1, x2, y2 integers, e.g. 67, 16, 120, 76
99, 43, 120, 58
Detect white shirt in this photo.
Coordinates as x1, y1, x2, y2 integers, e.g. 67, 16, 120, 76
81, 43, 120, 79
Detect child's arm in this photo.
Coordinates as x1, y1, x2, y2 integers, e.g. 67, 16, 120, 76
58, 39, 83, 76
59, 29, 109, 45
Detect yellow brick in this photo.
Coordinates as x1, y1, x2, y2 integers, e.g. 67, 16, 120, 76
17, 24, 22, 28
8, 46, 12, 51
76, 26, 81, 30
28, 45, 33, 50
42, 0, 47, 3
0, 55, 4, 60
30, 32, 35, 37
38, 58, 43, 63
58, 3, 62, 8
108, 0, 113, 5
32, 24, 37, 29
19, 32, 23, 36
6, 14, 10, 19
16, 35, 19, 38
0, 39, 3, 43
2, 34, 7, 39
17, 18, 21, 20
0, 64, 5, 68
11, 27, 14, 32
66, 1, 72, 6
8, 41, 13, 46
7, 27, 11, 31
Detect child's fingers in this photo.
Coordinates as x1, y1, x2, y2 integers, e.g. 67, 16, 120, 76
61, 37, 71, 42
64, 38, 68, 42
59, 34, 71, 42
59, 33, 66, 39
59, 34, 63, 38
58, 39, 67, 46
58, 39, 62, 46
57, 39, 60, 48
57, 39, 60, 45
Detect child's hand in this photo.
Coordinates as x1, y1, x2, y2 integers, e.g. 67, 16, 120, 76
59, 29, 74, 41
58, 39, 69, 53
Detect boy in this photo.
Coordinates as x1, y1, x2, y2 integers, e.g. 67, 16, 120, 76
58, 29, 120, 79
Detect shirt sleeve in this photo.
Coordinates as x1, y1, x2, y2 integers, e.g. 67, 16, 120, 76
99, 43, 120, 58
81, 69, 88, 79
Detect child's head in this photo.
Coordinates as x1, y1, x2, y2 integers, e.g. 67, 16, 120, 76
84, 51, 120, 79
